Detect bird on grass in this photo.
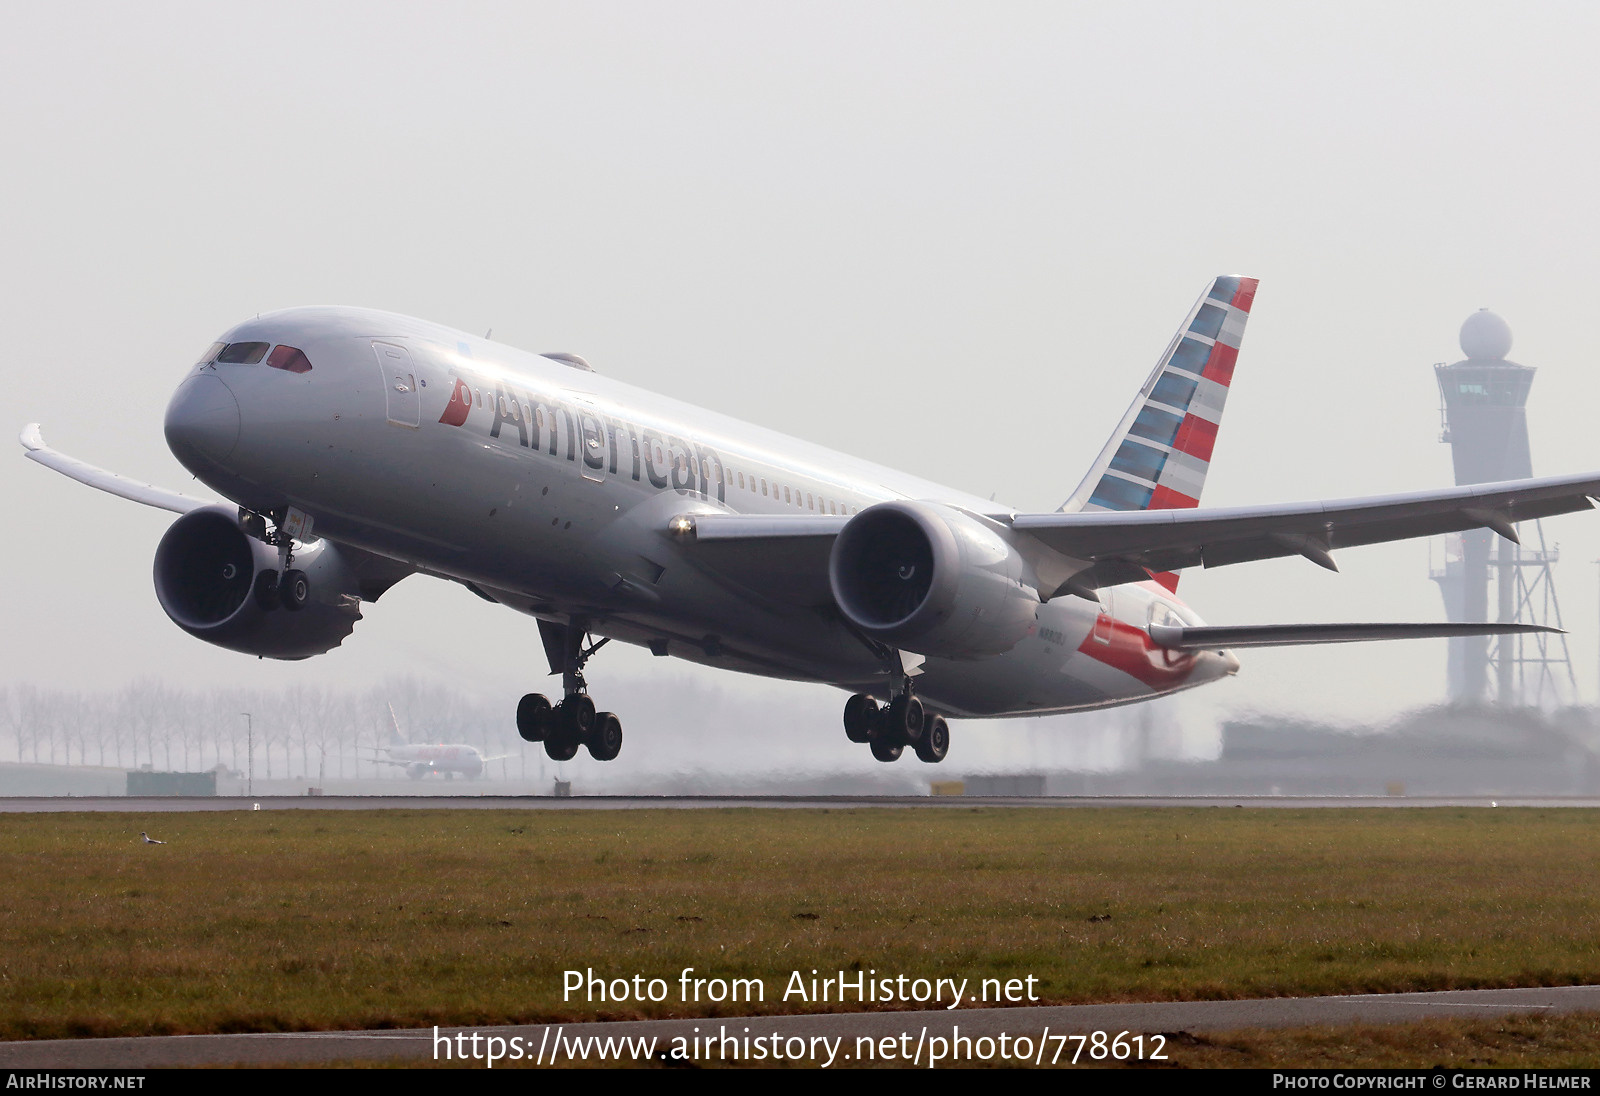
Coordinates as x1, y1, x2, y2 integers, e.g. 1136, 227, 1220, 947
140, 832, 166, 845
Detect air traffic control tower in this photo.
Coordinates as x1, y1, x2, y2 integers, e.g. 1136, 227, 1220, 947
1432, 310, 1573, 705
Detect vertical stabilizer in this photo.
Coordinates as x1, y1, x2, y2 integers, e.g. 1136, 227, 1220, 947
1059, 275, 1257, 589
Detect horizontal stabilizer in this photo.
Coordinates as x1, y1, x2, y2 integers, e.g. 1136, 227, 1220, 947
1149, 621, 1561, 650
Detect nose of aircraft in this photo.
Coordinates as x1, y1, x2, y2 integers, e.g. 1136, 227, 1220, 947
164, 373, 241, 467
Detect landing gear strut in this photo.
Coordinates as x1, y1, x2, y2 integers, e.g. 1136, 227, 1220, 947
516, 619, 623, 762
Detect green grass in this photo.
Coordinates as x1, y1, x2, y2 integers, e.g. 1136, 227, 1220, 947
4, 807, 1600, 1040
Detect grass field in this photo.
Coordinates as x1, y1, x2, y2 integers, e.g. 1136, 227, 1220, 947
4, 807, 1600, 1042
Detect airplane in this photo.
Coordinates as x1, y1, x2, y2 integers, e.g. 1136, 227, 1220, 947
22, 276, 1589, 766
365, 742, 503, 781
363, 704, 508, 780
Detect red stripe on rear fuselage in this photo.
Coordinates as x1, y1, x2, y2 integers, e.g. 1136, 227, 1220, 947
1076, 613, 1197, 690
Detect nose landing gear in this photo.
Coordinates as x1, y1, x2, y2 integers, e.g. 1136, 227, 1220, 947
244, 507, 313, 612
516, 619, 623, 762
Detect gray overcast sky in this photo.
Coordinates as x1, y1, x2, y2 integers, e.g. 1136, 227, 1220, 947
4, 2, 1600, 751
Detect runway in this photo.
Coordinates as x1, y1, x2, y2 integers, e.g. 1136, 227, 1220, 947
3, 793, 1600, 812
4, 985, 1599, 1067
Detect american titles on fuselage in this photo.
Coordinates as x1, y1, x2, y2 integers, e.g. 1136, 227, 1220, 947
442, 367, 863, 517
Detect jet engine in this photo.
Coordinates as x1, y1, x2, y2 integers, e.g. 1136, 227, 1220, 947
153, 505, 364, 659
828, 501, 1040, 659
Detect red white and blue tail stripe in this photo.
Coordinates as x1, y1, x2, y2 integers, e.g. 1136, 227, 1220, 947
1059, 275, 1257, 589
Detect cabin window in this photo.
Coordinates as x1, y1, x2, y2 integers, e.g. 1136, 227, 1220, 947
783, 486, 791, 504
738, 471, 746, 489
807, 492, 814, 510
761, 479, 768, 496
266, 345, 314, 373
217, 341, 269, 364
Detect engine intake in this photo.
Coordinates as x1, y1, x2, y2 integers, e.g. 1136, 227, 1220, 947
829, 501, 1039, 659
153, 506, 364, 659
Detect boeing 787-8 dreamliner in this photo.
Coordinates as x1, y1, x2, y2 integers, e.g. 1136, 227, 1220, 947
23, 277, 1590, 764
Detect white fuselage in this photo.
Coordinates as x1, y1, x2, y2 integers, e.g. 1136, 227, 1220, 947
374, 743, 487, 779
163, 306, 1237, 718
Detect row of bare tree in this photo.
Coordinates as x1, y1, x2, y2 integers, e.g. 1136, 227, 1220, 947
0, 679, 518, 780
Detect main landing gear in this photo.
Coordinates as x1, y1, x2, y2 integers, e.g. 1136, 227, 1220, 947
843, 688, 950, 764
516, 619, 624, 762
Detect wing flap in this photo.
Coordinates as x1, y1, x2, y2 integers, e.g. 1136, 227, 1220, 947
1150, 621, 1561, 650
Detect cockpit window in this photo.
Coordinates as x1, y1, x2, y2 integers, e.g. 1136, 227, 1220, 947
196, 341, 226, 366
267, 345, 314, 374
217, 342, 269, 364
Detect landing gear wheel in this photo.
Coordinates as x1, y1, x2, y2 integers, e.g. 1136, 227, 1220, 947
543, 696, 593, 761
875, 695, 924, 745
900, 695, 925, 744
915, 714, 950, 763
543, 733, 579, 762
870, 738, 904, 763
279, 569, 309, 611
843, 694, 878, 744
253, 570, 280, 611
516, 693, 551, 742
586, 712, 623, 761
566, 694, 597, 737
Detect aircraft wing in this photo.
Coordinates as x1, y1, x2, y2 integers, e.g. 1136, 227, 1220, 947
684, 513, 850, 605
1011, 470, 1600, 594
681, 471, 1600, 601
21, 424, 214, 514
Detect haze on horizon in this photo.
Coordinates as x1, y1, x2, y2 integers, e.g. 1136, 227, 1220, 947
5, 2, 1600, 768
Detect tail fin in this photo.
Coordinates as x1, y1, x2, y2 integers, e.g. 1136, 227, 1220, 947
1063, 274, 1257, 515
1059, 275, 1257, 589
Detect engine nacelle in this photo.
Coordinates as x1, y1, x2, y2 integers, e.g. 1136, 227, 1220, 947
153, 505, 364, 659
828, 501, 1040, 659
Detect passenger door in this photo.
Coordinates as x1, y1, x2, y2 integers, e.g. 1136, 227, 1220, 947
373, 342, 421, 428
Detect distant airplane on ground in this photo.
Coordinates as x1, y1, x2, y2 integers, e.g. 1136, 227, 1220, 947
23, 276, 1585, 766
362, 704, 506, 780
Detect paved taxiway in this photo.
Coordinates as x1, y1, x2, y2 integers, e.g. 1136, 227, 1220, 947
5, 794, 1600, 812
4, 986, 1600, 1067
